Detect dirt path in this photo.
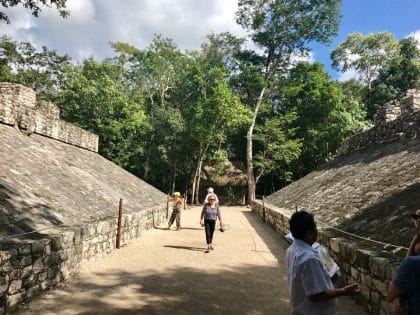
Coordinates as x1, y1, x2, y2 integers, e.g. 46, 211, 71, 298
15, 206, 367, 315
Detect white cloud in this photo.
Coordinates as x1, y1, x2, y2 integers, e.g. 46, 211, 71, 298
407, 30, 420, 47
338, 69, 358, 82
1, 0, 245, 61
291, 51, 315, 64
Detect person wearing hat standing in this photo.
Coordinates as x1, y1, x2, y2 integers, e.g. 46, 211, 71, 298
204, 187, 219, 204
167, 192, 184, 230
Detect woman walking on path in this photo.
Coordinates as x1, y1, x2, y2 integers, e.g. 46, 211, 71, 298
200, 194, 223, 253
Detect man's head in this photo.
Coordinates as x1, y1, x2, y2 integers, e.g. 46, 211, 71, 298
289, 210, 317, 244
172, 192, 181, 198
207, 187, 214, 193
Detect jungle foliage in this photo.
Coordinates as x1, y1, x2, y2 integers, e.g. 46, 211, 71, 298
0, 2, 419, 200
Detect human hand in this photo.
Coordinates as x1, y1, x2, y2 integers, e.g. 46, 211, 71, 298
343, 283, 360, 296
200, 219, 204, 227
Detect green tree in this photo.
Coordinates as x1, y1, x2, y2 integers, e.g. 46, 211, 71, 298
111, 36, 191, 191
236, 0, 342, 203
56, 59, 149, 167
331, 32, 398, 90
1, 0, 68, 24
368, 37, 420, 118
253, 110, 301, 185
182, 62, 251, 203
0, 36, 71, 99
280, 62, 369, 176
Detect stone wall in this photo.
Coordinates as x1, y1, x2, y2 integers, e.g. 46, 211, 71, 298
0, 205, 167, 313
339, 109, 420, 155
252, 200, 399, 315
374, 88, 420, 124
0, 83, 98, 152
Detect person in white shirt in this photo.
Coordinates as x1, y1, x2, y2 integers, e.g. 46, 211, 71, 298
285, 210, 360, 315
204, 187, 219, 204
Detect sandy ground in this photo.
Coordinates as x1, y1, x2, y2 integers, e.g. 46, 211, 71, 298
15, 206, 368, 315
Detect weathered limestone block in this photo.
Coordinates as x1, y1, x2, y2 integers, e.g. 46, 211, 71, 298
372, 279, 387, 296
0, 275, 8, 294
48, 252, 62, 266
369, 257, 388, 280
26, 285, 41, 299
0, 83, 36, 129
34, 101, 60, 138
361, 273, 373, 289
1, 261, 12, 273
356, 249, 373, 270
17, 245, 31, 256
45, 244, 51, 256
62, 230, 75, 246
329, 238, 341, 253
50, 235, 63, 251
22, 273, 35, 289
30, 240, 46, 257
8, 280, 22, 295
58, 121, 99, 152
7, 292, 23, 308
8, 270, 21, 281
37, 272, 47, 283
380, 299, 393, 315
370, 291, 381, 305
19, 256, 32, 268
97, 221, 110, 234
47, 266, 61, 281
350, 266, 360, 281
32, 258, 44, 275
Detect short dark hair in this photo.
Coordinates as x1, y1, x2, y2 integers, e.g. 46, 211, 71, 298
289, 210, 316, 240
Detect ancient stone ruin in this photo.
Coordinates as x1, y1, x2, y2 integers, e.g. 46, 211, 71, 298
0, 83, 167, 313
253, 89, 420, 314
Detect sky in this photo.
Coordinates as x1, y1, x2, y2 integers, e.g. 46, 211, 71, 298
1, 0, 419, 80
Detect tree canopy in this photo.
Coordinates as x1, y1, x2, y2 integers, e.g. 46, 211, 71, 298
1, 11, 417, 201
0, 0, 68, 24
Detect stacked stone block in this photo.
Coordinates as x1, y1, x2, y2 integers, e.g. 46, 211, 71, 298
252, 200, 401, 315
0, 83, 36, 129
374, 88, 420, 124
339, 110, 420, 155
34, 101, 60, 139
343, 88, 420, 155
0, 82, 98, 152
400, 88, 420, 113
0, 206, 166, 313
374, 100, 401, 124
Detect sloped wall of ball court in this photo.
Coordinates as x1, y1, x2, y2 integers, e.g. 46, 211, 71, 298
0, 83, 168, 312
252, 89, 420, 314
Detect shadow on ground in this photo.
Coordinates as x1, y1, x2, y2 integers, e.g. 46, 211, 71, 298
15, 264, 290, 315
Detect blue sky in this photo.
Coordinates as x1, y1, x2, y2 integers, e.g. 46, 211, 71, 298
1, 0, 419, 81
312, 0, 420, 79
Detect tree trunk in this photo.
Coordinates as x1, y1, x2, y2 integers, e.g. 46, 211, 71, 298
191, 166, 198, 204
195, 159, 203, 204
171, 160, 176, 193
143, 133, 155, 179
246, 86, 266, 205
